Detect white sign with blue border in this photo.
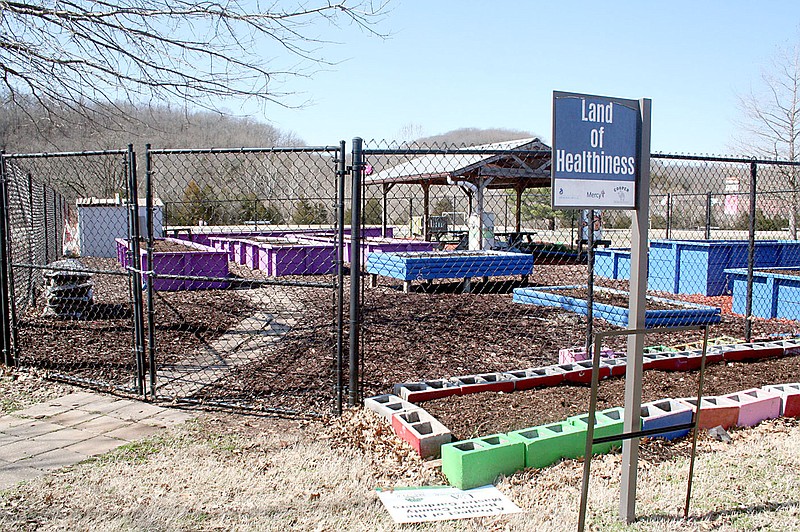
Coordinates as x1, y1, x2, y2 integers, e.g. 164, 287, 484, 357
552, 91, 641, 209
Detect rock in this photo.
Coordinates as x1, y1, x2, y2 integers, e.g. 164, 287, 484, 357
707, 425, 732, 443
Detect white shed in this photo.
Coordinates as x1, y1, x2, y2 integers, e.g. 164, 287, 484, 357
77, 196, 164, 258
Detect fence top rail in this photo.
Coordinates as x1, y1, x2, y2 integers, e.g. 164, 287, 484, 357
147, 146, 340, 155
3, 149, 128, 159
362, 148, 552, 156
653, 152, 800, 166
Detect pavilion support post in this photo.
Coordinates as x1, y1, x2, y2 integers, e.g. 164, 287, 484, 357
422, 183, 431, 241
381, 183, 393, 238
515, 185, 525, 233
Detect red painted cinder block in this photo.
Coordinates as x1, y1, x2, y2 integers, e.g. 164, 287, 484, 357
642, 352, 684, 371
559, 361, 611, 384
723, 342, 783, 362
504, 366, 566, 391
778, 338, 800, 356
452, 373, 515, 395
763, 383, 800, 418
677, 396, 740, 430
391, 408, 452, 458
601, 357, 627, 377
394, 380, 460, 402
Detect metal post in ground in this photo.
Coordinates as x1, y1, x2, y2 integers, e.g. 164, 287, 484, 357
745, 160, 757, 341
705, 192, 712, 240
126, 145, 146, 395
335, 140, 346, 415
0, 154, 12, 366
348, 138, 363, 407
144, 145, 157, 398
42, 187, 49, 265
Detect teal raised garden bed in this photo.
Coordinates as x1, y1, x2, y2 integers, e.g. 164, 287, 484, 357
725, 267, 800, 320
512, 285, 721, 328
366, 250, 534, 282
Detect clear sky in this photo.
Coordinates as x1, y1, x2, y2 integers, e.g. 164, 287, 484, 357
236, 1, 800, 155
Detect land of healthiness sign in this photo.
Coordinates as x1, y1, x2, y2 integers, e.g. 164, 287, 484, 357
551, 91, 641, 209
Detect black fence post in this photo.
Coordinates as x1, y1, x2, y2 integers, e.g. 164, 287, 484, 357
126, 145, 146, 395
42, 187, 49, 265
349, 138, 363, 407
144, 145, 156, 398
0, 154, 13, 366
335, 140, 346, 415
745, 160, 757, 341
666, 192, 672, 239
705, 192, 712, 240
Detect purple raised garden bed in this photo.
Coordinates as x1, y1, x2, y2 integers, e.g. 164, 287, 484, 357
174, 226, 392, 247
303, 235, 435, 265
252, 237, 336, 276
116, 238, 229, 291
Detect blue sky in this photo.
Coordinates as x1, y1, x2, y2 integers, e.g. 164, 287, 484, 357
239, 1, 800, 155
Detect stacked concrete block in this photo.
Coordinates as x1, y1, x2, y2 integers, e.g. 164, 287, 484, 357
364, 394, 417, 423
507, 420, 585, 468
640, 399, 694, 440
762, 383, 800, 417
502, 366, 566, 391
441, 434, 525, 490
392, 379, 460, 402
450, 372, 515, 395
722, 388, 782, 427
677, 396, 740, 430
600, 357, 628, 377
568, 407, 624, 455
391, 408, 452, 459
558, 347, 618, 365
642, 352, 686, 371
777, 338, 800, 356
723, 341, 784, 362
558, 361, 611, 384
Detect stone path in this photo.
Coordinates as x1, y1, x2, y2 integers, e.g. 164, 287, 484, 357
154, 286, 299, 399
0, 391, 194, 490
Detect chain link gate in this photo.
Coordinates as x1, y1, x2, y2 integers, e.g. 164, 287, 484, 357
1, 149, 141, 392
143, 146, 346, 415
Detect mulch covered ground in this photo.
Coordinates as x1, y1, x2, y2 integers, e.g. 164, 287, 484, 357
13, 260, 800, 430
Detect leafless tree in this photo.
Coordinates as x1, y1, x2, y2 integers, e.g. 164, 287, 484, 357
0, 0, 387, 121
737, 41, 800, 237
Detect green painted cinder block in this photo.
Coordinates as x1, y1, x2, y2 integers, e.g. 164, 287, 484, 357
568, 407, 625, 455
441, 434, 525, 490
507, 420, 585, 468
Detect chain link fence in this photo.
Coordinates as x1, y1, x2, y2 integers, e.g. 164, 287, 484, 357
1, 139, 800, 413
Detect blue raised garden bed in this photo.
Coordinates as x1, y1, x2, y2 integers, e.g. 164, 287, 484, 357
593, 240, 800, 296
725, 267, 800, 320
512, 285, 721, 327
366, 250, 534, 281
594, 248, 632, 280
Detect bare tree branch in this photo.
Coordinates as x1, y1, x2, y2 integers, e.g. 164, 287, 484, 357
0, 0, 388, 121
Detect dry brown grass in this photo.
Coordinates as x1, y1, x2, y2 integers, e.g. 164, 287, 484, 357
0, 404, 799, 531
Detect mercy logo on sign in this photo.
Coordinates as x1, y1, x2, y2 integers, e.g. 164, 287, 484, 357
551, 91, 641, 209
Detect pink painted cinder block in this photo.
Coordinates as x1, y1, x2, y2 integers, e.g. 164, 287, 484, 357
762, 383, 800, 418
677, 396, 740, 430
722, 388, 782, 427
558, 347, 617, 365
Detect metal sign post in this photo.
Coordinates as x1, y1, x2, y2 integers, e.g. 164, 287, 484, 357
620, 97, 651, 523
553, 91, 652, 526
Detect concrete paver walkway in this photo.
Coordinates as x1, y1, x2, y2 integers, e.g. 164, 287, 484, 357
0, 391, 194, 490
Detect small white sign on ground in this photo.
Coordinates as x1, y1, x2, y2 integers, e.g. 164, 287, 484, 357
376, 485, 523, 524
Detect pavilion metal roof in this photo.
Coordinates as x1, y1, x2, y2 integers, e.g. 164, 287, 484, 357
364, 137, 552, 189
